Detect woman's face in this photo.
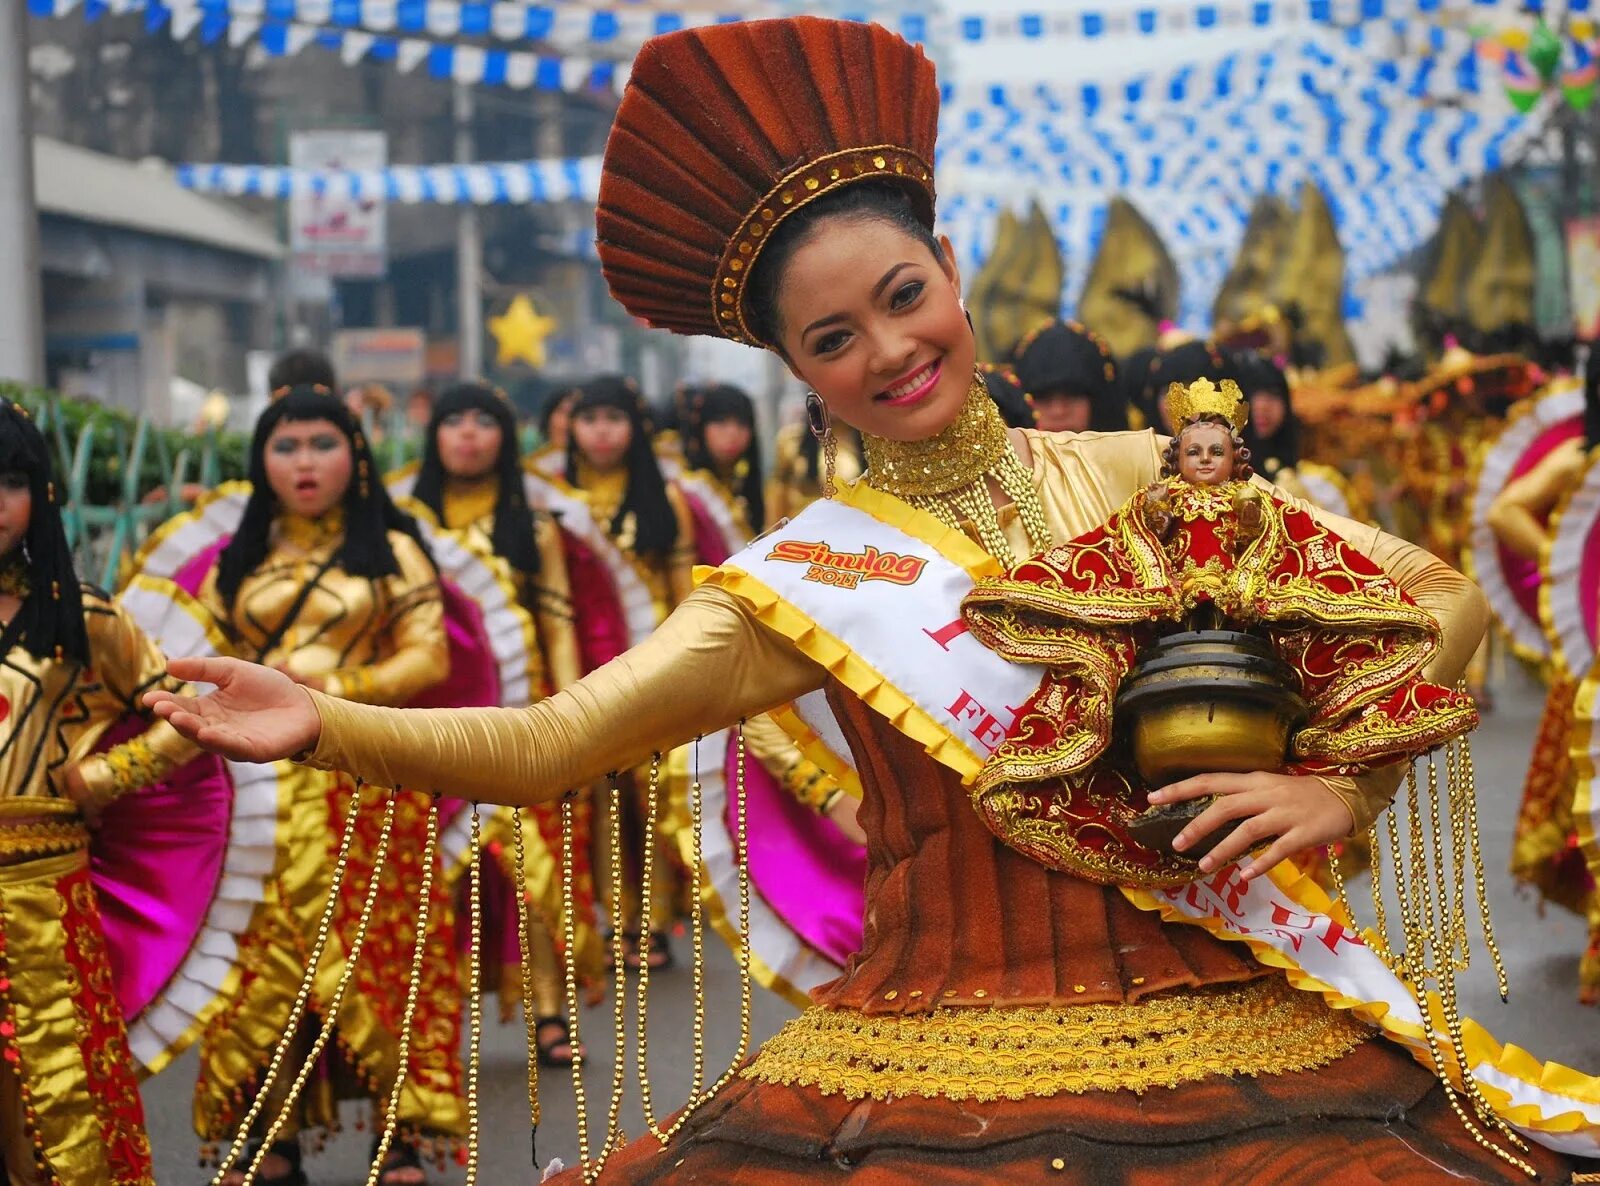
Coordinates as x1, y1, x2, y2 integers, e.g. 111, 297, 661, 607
571, 405, 633, 473
1032, 390, 1092, 434
703, 417, 753, 469
773, 218, 974, 443
264, 418, 353, 519
436, 408, 503, 481
0, 471, 31, 563
1248, 390, 1286, 439
1177, 422, 1234, 486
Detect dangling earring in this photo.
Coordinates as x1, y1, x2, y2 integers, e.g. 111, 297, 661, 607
805, 391, 837, 499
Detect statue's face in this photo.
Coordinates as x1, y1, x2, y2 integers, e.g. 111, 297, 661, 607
1177, 422, 1234, 486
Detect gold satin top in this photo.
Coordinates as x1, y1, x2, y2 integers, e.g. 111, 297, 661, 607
308, 430, 1486, 835
440, 477, 582, 693
1486, 437, 1589, 562
197, 512, 448, 706
574, 461, 698, 619
1, 590, 197, 813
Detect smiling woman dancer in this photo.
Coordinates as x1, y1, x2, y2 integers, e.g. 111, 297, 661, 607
149, 17, 1600, 1183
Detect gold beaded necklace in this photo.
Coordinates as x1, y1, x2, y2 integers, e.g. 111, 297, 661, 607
862, 371, 1052, 565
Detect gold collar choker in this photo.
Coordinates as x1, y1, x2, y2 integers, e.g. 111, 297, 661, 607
862, 372, 1051, 565
863, 375, 1013, 498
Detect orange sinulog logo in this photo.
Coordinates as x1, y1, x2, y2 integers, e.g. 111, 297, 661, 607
766, 539, 928, 589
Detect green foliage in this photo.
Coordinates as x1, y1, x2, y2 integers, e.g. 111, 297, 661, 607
0, 381, 250, 504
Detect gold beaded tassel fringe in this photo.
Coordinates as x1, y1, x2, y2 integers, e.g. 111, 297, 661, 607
211, 781, 397, 1185
363, 794, 445, 1186
1329, 733, 1529, 1177
463, 806, 485, 1186
510, 806, 541, 1165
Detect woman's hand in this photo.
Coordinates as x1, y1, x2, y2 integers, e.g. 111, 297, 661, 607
1147, 772, 1355, 883
144, 657, 321, 764
271, 662, 327, 693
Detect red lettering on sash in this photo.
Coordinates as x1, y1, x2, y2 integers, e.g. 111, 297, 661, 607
923, 617, 970, 650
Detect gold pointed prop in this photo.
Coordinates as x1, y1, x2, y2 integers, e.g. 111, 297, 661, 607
1212, 195, 1292, 337
1271, 184, 1355, 369
1465, 174, 1535, 335
966, 209, 1023, 364
973, 201, 1065, 363
1420, 193, 1483, 330
1078, 196, 1179, 357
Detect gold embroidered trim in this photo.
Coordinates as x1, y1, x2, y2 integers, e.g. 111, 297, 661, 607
743, 977, 1369, 1102
0, 819, 91, 863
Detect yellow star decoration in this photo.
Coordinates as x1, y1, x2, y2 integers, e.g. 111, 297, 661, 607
490, 293, 558, 369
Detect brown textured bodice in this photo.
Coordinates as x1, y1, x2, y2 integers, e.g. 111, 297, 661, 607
812, 681, 1262, 1014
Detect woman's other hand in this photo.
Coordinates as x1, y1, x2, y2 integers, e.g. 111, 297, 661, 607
1148, 771, 1355, 883
144, 657, 321, 764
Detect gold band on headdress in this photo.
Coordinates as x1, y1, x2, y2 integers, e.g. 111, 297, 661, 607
714, 146, 935, 345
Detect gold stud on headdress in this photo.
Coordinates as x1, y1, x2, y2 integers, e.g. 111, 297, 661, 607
1166, 377, 1248, 432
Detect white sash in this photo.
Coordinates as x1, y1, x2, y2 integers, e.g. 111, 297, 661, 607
704, 482, 1600, 1156
722, 496, 1039, 780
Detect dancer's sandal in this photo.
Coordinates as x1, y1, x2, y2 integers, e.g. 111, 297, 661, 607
219, 1138, 307, 1186
370, 1136, 427, 1186
535, 1015, 583, 1068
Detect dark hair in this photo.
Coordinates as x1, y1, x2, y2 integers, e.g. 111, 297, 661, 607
267, 348, 337, 395
1150, 341, 1234, 432
216, 387, 434, 614
1010, 320, 1127, 431
0, 401, 89, 664
565, 376, 680, 557
1233, 351, 1301, 473
682, 383, 766, 531
745, 181, 945, 350
412, 381, 540, 577
977, 364, 1037, 430
1119, 346, 1163, 427
1586, 351, 1600, 452
539, 386, 579, 441
1161, 413, 1253, 481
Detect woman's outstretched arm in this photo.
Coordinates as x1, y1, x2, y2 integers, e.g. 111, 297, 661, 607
151, 584, 825, 807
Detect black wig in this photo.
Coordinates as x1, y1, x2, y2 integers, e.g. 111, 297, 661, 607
215, 387, 434, 614
0, 401, 89, 664
1149, 341, 1235, 432
565, 376, 680, 558
978, 364, 1038, 430
1009, 320, 1128, 431
1586, 350, 1600, 452
1234, 351, 1301, 474
412, 381, 541, 577
682, 383, 766, 532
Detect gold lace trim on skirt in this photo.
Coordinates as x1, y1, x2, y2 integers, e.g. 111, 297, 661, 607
744, 976, 1369, 1102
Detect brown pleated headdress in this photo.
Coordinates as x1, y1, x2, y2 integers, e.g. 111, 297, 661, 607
596, 17, 940, 345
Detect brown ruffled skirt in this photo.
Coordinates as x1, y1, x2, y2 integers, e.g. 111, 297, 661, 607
554, 1036, 1586, 1184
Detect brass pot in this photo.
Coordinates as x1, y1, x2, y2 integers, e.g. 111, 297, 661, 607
1116, 630, 1306, 863
1116, 629, 1305, 786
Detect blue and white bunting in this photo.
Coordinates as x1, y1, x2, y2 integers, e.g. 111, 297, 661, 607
174, 157, 602, 203
28, 0, 1513, 50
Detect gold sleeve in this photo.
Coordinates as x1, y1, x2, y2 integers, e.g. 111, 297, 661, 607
1254, 475, 1491, 834
1486, 439, 1585, 562
741, 712, 842, 813
665, 485, 700, 608
74, 600, 201, 805
531, 512, 583, 693
305, 583, 826, 805
323, 533, 450, 706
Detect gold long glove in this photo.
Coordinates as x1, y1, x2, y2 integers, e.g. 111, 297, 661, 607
307, 584, 824, 805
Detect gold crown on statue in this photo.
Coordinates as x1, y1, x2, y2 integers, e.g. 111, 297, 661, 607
1166, 377, 1248, 432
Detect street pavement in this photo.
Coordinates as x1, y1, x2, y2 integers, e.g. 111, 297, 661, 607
145, 659, 1600, 1183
